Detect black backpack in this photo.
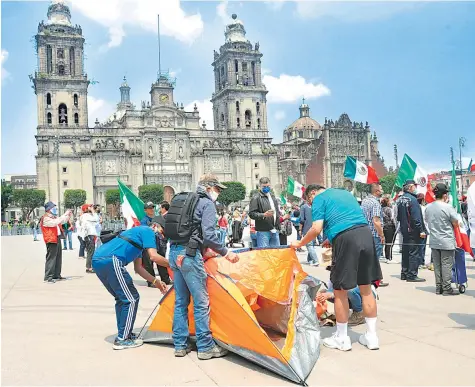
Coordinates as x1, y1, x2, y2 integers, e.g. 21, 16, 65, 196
165, 192, 203, 244
100, 230, 142, 250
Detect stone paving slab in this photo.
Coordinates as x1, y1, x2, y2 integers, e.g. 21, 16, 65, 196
2, 235, 475, 386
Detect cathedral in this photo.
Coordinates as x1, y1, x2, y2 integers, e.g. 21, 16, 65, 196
33, 2, 386, 210
33, 3, 278, 207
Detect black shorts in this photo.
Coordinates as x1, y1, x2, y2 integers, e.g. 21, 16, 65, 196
330, 225, 382, 290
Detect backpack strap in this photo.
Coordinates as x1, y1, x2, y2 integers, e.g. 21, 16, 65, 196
117, 234, 143, 250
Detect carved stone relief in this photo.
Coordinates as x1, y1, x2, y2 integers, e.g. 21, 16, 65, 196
105, 159, 117, 174
162, 142, 172, 160
119, 155, 127, 173
95, 156, 104, 175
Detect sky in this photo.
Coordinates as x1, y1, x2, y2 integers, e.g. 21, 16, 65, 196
1, 0, 475, 176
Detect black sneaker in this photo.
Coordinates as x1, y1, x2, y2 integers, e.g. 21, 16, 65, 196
436, 288, 443, 295
442, 289, 460, 296
406, 277, 426, 282
45, 279, 56, 284
53, 276, 67, 281
400, 275, 407, 281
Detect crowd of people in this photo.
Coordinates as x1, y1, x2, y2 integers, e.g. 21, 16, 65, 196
34, 173, 472, 357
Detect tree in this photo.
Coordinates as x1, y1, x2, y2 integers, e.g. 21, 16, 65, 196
105, 188, 121, 216
379, 173, 398, 195
217, 181, 246, 206
63, 189, 86, 214
1, 179, 13, 219
138, 184, 164, 204
249, 189, 259, 200
12, 189, 46, 220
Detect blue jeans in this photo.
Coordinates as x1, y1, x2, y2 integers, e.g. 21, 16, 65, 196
256, 231, 280, 248
219, 228, 227, 246
78, 236, 86, 257
374, 235, 383, 259
419, 238, 427, 266
63, 230, 73, 249
347, 286, 377, 313
168, 244, 214, 352
33, 228, 38, 241
306, 240, 318, 263
250, 233, 258, 248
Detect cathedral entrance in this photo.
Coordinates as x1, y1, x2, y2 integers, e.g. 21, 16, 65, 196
163, 186, 175, 203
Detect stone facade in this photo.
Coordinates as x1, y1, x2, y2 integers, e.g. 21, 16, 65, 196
33, 6, 278, 208
276, 105, 387, 193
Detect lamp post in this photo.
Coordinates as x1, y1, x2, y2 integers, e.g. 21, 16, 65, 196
53, 135, 61, 215
459, 137, 466, 194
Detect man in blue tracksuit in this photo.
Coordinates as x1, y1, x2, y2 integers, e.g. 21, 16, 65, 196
92, 225, 169, 350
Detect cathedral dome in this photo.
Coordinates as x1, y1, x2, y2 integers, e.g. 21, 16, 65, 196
283, 101, 321, 141
47, 1, 72, 26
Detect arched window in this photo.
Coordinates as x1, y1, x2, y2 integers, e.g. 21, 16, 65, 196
245, 110, 251, 129
58, 64, 65, 75
58, 103, 68, 124
46, 93, 51, 106
257, 118, 261, 129
237, 118, 240, 127
73, 94, 78, 106
236, 101, 240, 112
234, 60, 238, 72
256, 102, 260, 114
74, 113, 79, 124
47, 112, 52, 124
220, 113, 225, 122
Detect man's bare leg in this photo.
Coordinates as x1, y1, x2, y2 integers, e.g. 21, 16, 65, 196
358, 284, 379, 350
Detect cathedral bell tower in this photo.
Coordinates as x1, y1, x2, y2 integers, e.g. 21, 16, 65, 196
33, 1, 93, 209
211, 14, 268, 137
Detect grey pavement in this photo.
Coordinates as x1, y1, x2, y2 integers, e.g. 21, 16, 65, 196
2, 234, 475, 386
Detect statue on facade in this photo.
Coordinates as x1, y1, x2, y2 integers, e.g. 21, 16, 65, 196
147, 101, 150, 109
141, 101, 146, 109
255, 42, 259, 51
148, 145, 154, 159
178, 146, 184, 159
59, 108, 67, 123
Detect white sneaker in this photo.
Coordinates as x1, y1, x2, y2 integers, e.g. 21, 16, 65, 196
310, 261, 319, 266
359, 332, 379, 350
323, 332, 352, 351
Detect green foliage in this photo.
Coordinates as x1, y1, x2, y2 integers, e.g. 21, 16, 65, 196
217, 181, 246, 206
138, 184, 164, 204
379, 173, 398, 195
105, 189, 120, 206
355, 182, 370, 197
12, 189, 46, 220
1, 180, 14, 215
63, 189, 86, 213
249, 189, 259, 200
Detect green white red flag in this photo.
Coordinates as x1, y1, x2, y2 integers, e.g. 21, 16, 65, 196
451, 166, 473, 256
118, 179, 145, 229
468, 159, 475, 173
343, 156, 379, 184
395, 154, 435, 203
287, 177, 305, 198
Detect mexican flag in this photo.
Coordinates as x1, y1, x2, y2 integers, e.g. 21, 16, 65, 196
467, 182, 475, 249
118, 179, 145, 229
468, 159, 475, 173
343, 156, 379, 184
451, 166, 473, 256
287, 177, 305, 198
395, 154, 435, 203
280, 193, 287, 205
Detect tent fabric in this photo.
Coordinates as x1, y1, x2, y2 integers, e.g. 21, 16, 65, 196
141, 247, 322, 385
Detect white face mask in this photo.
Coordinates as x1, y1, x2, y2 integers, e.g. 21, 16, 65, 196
209, 189, 219, 202
50, 207, 58, 216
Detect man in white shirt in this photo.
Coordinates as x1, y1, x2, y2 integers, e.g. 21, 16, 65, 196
80, 204, 100, 273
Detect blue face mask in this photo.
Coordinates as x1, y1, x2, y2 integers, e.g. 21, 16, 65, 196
262, 186, 271, 194
50, 207, 58, 216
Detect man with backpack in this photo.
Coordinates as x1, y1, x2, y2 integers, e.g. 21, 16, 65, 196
92, 225, 169, 350
165, 173, 239, 360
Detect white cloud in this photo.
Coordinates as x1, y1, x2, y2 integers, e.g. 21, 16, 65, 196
169, 68, 181, 78
87, 95, 115, 124
216, 0, 229, 24
265, 0, 286, 11
263, 73, 330, 103
70, 0, 204, 50
185, 99, 214, 130
274, 110, 286, 121
1, 49, 11, 83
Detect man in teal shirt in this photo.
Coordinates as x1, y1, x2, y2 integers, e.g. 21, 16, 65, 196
291, 184, 382, 352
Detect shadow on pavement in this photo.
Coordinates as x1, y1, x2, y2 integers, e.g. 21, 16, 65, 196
416, 286, 437, 294
448, 313, 475, 330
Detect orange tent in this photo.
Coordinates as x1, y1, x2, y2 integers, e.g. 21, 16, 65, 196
141, 247, 322, 385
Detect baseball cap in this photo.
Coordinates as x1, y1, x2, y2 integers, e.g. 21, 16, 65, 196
404, 179, 417, 186
144, 201, 154, 209
433, 183, 448, 195
198, 173, 227, 190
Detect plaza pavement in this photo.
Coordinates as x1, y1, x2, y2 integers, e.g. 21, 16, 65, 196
2, 234, 475, 386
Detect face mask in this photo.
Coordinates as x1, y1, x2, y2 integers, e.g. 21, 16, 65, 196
262, 186, 271, 194
209, 189, 219, 202
50, 207, 58, 216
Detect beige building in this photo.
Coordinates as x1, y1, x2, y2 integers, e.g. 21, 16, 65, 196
33, 4, 278, 209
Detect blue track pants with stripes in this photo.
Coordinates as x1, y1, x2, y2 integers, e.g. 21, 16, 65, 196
92, 256, 140, 341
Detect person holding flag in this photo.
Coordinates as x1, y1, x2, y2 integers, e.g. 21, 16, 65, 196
424, 183, 460, 295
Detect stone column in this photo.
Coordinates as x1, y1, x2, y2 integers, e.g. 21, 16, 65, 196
324, 128, 331, 188
365, 129, 372, 166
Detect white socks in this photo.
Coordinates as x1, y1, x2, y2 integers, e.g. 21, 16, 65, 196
336, 322, 348, 337
365, 317, 377, 334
